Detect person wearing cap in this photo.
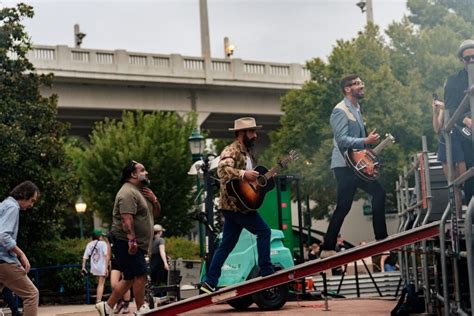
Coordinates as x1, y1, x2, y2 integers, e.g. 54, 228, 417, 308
200, 117, 274, 294
150, 224, 169, 286
443, 39, 474, 205
82, 229, 109, 303
96, 161, 161, 316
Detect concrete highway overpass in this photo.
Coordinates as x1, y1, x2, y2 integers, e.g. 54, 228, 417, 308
30, 45, 310, 144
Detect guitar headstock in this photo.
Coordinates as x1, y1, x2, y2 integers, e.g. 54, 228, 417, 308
288, 149, 299, 161
384, 133, 396, 143
280, 149, 299, 168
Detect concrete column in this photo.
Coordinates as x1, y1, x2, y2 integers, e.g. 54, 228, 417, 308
114, 50, 128, 72
231, 59, 244, 79
176, 111, 210, 127
199, 0, 211, 59
56, 45, 70, 65
366, 0, 374, 24
289, 63, 303, 84
170, 54, 184, 76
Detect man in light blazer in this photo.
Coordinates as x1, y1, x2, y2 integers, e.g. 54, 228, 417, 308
320, 74, 388, 259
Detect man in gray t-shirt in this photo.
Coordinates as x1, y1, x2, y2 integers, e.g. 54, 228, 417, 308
96, 161, 161, 316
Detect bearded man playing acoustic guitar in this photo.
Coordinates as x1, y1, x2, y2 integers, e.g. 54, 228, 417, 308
199, 117, 274, 293
320, 75, 388, 259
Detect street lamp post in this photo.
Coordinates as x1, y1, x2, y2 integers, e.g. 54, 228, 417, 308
188, 128, 206, 257
75, 197, 87, 238
356, 0, 374, 24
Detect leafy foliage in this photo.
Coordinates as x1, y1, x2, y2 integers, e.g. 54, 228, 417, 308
165, 236, 200, 260
77, 111, 197, 236
0, 3, 78, 257
263, 1, 473, 219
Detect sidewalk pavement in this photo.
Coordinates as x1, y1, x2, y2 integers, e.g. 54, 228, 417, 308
37, 304, 137, 316
37, 298, 397, 315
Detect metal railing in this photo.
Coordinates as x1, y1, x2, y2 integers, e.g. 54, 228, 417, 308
396, 63, 473, 315
29, 264, 92, 304
28, 45, 310, 89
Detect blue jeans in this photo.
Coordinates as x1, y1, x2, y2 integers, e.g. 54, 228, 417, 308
384, 263, 397, 272
204, 211, 274, 288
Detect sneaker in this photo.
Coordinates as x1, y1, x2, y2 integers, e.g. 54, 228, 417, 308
95, 301, 112, 316
199, 281, 216, 294
121, 302, 130, 314
134, 304, 150, 315
114, 299, 124, 314
319, 250, 337, 259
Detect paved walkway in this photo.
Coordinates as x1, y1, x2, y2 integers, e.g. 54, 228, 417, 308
36, 298, 397, 315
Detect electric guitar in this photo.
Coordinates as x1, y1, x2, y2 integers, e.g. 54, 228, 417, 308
226, 150, 299, 212
344, 133, 395, 182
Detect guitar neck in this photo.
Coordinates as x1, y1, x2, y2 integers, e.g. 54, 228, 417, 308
264, 166, 281, 179
373, 136, 392, 155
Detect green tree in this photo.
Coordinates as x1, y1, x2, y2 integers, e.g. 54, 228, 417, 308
0, 3, 78, 261
265, 25, 423, 219
78, 111, 196, 236
264, 0, 473, 220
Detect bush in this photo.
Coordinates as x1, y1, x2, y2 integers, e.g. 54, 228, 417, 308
165, 236, 200, 260
27, 237, 90, 294
29, 237, 89, 267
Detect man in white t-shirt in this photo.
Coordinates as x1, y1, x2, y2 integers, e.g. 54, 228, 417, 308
82, 229, 109, 303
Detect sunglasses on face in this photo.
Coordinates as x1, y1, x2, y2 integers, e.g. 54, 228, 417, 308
347, 80, 365, 87
463, 55, 474, 62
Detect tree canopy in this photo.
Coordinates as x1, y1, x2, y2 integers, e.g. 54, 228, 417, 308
0, 3, 78, 261
262, 0, 473, 219
76, 111, 197, 236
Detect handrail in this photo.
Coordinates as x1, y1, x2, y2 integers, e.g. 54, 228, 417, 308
29, 263, 91, 304
439, 204, 451, 316
465, 197, 474, 313
450, 167, 474, 188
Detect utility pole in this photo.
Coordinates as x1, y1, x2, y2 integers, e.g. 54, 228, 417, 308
199, 0, 211, 59
356, 0, 374, 24
366, 0, 374, 24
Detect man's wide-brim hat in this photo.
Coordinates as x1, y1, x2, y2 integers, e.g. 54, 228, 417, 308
228, 117, 262, 131
457, 39, 474, 59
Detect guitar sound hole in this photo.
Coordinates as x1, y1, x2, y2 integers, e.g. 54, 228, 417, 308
256, 175, 267, 187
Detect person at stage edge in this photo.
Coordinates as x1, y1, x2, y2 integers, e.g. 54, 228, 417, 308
0, 181, 40, 316
443, 39, 474, 205
96, 161, 161, 316
320, 75, 388, 259
199, 117, 274, 294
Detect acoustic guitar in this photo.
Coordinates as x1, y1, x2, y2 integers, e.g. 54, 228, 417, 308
344, 133, 395, 182
226, 150, 298, 212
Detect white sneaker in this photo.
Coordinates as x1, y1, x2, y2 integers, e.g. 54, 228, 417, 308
95, 301, 113, 316
134, 303, 150, 315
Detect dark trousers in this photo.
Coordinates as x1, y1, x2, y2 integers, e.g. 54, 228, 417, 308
322, 167, 388, 251
2, 287, 19, 315
204, 211, 274, 288
150, 255, 168, 286
461, 138, 473, 204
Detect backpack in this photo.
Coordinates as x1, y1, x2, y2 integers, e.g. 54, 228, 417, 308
391, 283, 425, 316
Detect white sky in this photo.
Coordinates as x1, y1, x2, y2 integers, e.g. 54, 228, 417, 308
2, 0, 408, 64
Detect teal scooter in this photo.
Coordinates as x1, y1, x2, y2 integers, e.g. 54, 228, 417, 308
200, 228, 294, 310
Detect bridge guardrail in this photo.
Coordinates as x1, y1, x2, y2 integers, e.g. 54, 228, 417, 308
29, 45, 310, 88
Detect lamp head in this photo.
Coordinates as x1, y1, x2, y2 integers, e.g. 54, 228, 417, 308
356, 0, 366, 12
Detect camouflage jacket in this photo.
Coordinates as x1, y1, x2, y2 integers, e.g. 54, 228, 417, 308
217, 140, 253, 212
